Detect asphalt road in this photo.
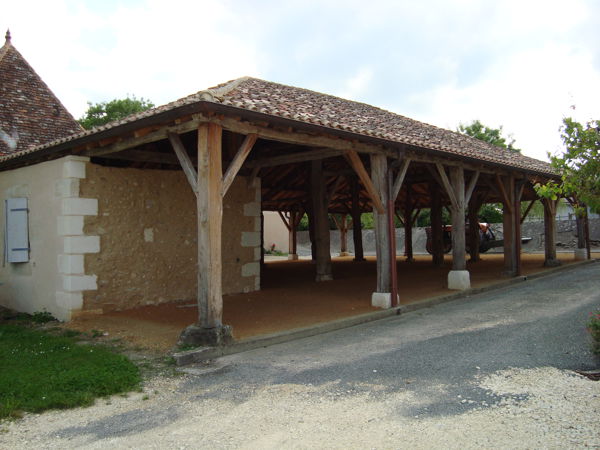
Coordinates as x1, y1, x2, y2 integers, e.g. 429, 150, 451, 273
3, 262, 600, 448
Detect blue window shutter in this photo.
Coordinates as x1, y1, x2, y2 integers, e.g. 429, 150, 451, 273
5, 198, 30, 263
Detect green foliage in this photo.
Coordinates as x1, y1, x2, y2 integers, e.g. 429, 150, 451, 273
587, 309, 600, 354
478, 203, 503, 223
78, 95, 155, 130
458, 119, 521, 152
541, 117, 600, 214
30, 310, 56, 324
0, 324, 140, 419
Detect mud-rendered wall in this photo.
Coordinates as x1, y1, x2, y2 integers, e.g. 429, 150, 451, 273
80, 164, 260, 313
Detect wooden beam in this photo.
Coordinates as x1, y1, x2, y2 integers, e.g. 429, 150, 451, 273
247, 166, 260, 189
464, 170, 480, 205
345, 150, 385, 214
520, 200, 535, 224
97, 149, 179, 165
246, 148, 344, 168
436, 163, 458, 209
277, 210, 291, 231
84, 117, 202, 157
216, 116, 392, 156
222, 133, 258, 196
391, 158, 411, 201
168, 132, 198, 194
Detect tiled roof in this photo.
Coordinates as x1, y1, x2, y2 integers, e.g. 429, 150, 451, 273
0, 31, 82, 156
0, 73, 554, 175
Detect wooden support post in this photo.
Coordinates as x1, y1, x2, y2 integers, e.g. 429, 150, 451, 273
500, 175, 517, 276
584, 208, 592, 260
450, 166, 467, 272
289, 210, 299, 260
514, 181, 523, 276
430, 181, 444, 267
350, 175, 365, 262
542, 198, 561, 267
403, 185, 414, 262
371, 154, 391, 295
177, 123, 233, 348
333, 214, 350, 256
468, 195, 482, 262
311, 159, 333, 281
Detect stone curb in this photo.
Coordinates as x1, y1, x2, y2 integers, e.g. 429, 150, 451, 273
172, 258, 598, 365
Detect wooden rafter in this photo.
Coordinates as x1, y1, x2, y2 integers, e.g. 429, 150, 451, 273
326, 176, 344, 206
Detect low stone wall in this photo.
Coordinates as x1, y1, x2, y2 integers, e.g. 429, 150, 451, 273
296, 218, 600, 256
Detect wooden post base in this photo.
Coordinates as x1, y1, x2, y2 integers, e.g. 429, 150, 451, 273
543, 258, 562, 268
177, 324, 233, 348
288, 253, 299, 260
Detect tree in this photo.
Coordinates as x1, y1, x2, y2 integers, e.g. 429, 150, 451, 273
458, 119, 520, 152
78, 95, 155, 130
536, 117, 600, 213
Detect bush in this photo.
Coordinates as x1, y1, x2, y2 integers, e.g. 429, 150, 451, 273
587, 310, 600, 354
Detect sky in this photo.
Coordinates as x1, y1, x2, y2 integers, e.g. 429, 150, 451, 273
2, 0, 599, 162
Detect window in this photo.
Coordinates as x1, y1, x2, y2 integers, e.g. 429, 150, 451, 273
4, 198, 29, 263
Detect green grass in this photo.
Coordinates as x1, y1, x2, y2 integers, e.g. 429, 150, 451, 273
0, 324, 141, 419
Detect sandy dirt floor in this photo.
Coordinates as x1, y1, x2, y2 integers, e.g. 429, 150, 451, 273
64, 252, 598, 353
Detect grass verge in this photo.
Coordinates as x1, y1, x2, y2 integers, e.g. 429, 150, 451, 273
0, 323, 141, 420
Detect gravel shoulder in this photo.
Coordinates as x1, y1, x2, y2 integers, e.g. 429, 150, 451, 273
2, 263, 600, 448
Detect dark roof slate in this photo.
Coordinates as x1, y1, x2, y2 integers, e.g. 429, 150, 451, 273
0, 32, 82, 156
0, 73, 554, 175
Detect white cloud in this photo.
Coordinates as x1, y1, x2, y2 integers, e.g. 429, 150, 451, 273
337, 67, 374, 100
2, 0, 599, 165
411, 43, 600, 161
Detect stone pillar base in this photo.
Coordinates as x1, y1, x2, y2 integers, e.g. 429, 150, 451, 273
574, 248, 588, 261
448, 270, 471, 290
177, 324, 233, 348
288, 253, 299, 260
544, 258, 562, 267
371, 292, 398, 309
316, 273, 333, 282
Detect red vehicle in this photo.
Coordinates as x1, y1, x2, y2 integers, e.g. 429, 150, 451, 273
425, 222, 531, 254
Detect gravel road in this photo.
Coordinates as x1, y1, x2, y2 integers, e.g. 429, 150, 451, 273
2, 262, 599, 449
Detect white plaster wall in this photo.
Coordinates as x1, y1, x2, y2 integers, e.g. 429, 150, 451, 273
0, 156, 94, 320
263, 211, 290, 253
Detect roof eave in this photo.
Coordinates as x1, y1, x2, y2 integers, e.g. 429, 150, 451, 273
0, 100, 559, 179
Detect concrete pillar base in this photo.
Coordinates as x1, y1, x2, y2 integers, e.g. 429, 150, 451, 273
288, 253, 299, 260
574, 248, 588, 261
177, 324, 233, 348
371, 292, 398, 309
448, 270, 471, 290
